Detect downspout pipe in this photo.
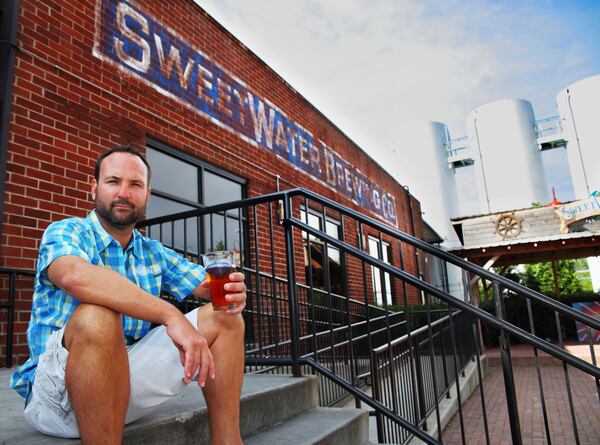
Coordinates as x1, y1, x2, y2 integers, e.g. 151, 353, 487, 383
0, 0, 20, 242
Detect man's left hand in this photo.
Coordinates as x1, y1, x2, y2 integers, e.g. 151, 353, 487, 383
200, 272, 247, 315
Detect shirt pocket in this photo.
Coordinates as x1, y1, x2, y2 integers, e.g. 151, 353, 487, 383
133, 263, 162, 297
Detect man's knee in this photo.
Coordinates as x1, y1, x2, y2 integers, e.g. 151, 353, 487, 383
213, 310, 245, 334
198, 306, 245, 342
63, 304, 123, 351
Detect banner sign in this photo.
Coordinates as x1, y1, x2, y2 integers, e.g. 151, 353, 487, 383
555, 196, 600, 233
573, 302, 600, 342
93, 0, 398, 226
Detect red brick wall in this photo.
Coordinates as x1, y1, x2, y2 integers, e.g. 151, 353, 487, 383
1, 0, 426, 366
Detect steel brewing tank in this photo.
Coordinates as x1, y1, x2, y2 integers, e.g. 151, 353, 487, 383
556, 75, 600, 199
395, 120, 464, 298
466, 99, 548, 213
395, 121, 459, 247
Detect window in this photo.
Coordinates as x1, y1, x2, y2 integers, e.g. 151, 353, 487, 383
301, 208, 345, 296
145, 141, 245, 256
369, 237, 393, 306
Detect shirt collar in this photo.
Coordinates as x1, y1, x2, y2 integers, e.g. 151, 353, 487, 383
87, 210, 142, 258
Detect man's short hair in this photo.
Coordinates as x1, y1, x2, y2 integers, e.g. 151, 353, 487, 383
94, 146, 152, 183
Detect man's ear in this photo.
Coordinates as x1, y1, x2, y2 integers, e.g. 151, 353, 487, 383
91, 179, 97, 201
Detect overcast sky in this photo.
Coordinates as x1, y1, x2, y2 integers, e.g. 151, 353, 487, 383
195, 0, 600, 207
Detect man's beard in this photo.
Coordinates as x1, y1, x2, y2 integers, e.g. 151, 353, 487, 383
94, 196, 146, 228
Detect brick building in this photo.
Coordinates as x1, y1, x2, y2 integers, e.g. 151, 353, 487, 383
0, 0, 431, 367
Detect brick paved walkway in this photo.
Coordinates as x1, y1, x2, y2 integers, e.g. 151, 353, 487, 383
442, 362, 600, 445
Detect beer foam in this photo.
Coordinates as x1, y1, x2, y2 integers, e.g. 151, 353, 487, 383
206, 261, 233, 269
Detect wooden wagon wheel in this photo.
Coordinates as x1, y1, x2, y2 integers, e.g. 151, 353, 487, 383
495, 212, 522, 240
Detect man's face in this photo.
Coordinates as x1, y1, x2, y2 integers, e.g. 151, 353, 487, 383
92, 152, 151, 228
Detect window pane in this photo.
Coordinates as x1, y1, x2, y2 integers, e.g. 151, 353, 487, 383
328, 248, 340, 265
382, 242, 390, 263
202, 213, 244, 253
226, 216, 242, 251
204, 214, 225, 251
301, 210, 322, 242
372, 267, 383, 305
146, 195, 198, 254
204, 171, 242, 206
147, 148, 198, 202
368, 238, 379, 257
369, 237, 392, 305
328, 248, 343, 296
307, 213, 321, 230
301, 209, 344, 296
307, 243, 324, 291
325, 220, 339, 239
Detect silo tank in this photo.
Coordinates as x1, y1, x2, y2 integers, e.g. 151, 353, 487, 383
395, 120, 464, 298
556, 75, 600, 199
466, 99, 548, 213
395, 121, 459, 247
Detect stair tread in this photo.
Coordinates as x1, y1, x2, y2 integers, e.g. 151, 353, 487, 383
0, 372, 316, 444
245, 407, 368, 445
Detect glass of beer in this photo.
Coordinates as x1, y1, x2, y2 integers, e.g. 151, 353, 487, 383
202, 250, 237, 311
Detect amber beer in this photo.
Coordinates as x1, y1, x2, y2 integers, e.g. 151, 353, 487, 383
203, 251, 236, 311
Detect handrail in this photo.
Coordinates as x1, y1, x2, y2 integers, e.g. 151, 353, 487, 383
305, 358, 441, 445
285, 187, 600, 331
372, 310, 459, 353
137, 190, 288, 227
0, 267, 35, 276
291, 217, 600, 379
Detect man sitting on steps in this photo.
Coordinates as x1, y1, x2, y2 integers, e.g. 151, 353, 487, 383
10, 145, 246, 445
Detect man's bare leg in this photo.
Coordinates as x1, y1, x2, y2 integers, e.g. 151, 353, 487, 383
63, 304, 130, 445
197, 305, 245, 445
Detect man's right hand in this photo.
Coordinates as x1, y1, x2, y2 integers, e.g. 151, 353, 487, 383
164, 313, 215, 387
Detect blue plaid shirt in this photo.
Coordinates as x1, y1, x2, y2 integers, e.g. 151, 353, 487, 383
10, 210, 206, 400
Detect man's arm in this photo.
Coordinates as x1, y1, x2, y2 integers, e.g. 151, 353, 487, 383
49, 255, 183, 323
48, 255, 215, 386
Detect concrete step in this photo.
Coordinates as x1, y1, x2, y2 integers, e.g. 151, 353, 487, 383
1, 371, 319, 444
244, 407, 369, 445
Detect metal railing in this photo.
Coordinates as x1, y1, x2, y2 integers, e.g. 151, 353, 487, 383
4, 187, 600, 444
0, 267, 35, 368
371, 309, 475, 443
534, 115, 564, 140
134, 188, 600, 444
446, 136, 472, 163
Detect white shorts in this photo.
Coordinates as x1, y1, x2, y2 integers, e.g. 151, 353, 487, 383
23, 308, 200, 438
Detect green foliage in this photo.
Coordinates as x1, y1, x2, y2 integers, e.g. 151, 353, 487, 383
522, 260, 582, 296
477, 259, 596, 346
579, 275, 594, 292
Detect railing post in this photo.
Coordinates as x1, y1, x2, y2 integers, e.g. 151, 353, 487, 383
413, 342, 428, 431
282, 194, 302, 377
6, 272, 16, 368
493, 282, 522, 445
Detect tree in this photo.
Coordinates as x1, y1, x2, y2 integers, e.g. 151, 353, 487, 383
523, 260, 582, 297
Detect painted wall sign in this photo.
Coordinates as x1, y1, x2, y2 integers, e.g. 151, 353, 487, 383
93, 0, 398, 226
555, 196, 600, 233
